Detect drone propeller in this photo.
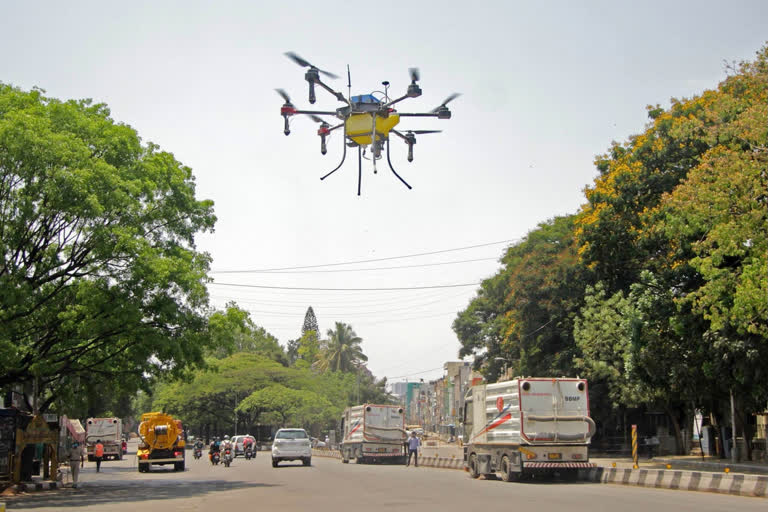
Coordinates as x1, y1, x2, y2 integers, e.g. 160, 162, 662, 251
275, 88, 292, 104
409, 67, 420, 83
431, 93, 461, 112
284, 52, 339, 79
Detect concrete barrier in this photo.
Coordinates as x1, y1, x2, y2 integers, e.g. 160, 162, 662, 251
315, 448, 766, 497
418, 456, 463, 470
312, 448, 342, 459
580, 467, 768, 498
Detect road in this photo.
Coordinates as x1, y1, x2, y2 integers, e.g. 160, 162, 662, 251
3, 447, 765, 511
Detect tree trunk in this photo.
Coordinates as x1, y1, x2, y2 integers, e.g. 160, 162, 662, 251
736, 407, 753, 461
665, 405, 684, 455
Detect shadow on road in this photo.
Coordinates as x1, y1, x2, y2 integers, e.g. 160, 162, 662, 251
4, 480, 278, 509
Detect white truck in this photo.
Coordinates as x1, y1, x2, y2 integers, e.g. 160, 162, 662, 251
463, 377, 596, 481
85, 417, 123, 461
340, 404, 407, 464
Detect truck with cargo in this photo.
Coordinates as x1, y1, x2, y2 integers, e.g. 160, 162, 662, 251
340, 404, 407, 464
136, 412, 186, 472
85, 417, 123, 461
463, 377, 596, 481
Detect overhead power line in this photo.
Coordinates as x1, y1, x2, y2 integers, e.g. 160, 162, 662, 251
210, 238, 516, 273
211, 257, 498, 274
209, 282, 481, 291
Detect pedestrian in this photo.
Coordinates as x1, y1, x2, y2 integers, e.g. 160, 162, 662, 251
406, 431, 420, 467
67, 441, 84, 487
94, 439, 105, 472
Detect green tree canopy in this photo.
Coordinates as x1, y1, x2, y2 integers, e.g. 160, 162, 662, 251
208, 302, 287, 364
0, 84, 216, 412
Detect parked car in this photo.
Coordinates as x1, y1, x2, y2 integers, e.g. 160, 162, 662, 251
231, 435, 257, 457
272, 428, 311, 467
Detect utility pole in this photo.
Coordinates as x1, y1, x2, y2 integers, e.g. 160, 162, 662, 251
730, 388, 736, 464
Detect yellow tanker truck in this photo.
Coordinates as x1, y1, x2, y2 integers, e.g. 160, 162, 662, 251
137, 412, 186, 472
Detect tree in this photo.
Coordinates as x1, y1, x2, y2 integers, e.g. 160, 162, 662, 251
236, 384, 334, 428
316, 322, 367, 373
208, 302, 287, 364
454, 216, 589, 381
0, 84, 216, 412
302, 306, 319, 336
296, 330, 321, 367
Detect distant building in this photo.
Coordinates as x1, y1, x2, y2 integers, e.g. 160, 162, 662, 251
390, 382, 409, 400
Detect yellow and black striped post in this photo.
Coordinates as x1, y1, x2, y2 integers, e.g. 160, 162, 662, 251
631, 424, 638, 468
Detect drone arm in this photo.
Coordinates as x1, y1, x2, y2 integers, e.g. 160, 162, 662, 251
386, 139, 412, 190
389, 129, 408, 141
293, 110, 338, 116
384, 94, 410, 109
396, 112, 441, 118
318, 80, 348, 103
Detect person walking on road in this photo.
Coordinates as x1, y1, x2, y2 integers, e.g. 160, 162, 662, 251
67, 441, 84, 487
406, 431, 420, 467
94, 439, 104, 472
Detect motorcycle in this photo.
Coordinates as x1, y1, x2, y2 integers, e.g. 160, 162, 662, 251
209, 450, 220, 465
244, 446, 253, 460
223, 448, 233, 467
194, 447, 202, 460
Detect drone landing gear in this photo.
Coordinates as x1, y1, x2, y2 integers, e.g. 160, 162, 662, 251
320, 134, 348, 182
386, 140, 412, 190
357, 146, 362, 196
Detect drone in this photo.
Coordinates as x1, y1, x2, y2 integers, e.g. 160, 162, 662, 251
277, 52, 459, 195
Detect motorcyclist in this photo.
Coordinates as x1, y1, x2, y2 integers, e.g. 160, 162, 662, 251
221, 435, 234, 465
243, 436, 254, 458
194, 438, 204, 457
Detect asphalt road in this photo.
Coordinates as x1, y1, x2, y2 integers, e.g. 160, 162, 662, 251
3, 446, 766, 511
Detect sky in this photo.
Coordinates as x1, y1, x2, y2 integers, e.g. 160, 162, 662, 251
2, 1, 766, 384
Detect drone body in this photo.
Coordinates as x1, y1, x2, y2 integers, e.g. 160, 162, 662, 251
277, 52, 459, 195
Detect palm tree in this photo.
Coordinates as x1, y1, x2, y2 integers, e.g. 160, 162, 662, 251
317, 322, 368, 373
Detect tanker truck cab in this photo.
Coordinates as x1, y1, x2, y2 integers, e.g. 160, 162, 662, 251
463, 378, 596, 482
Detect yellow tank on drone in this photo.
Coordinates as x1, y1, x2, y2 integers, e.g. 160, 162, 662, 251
345, 112, 400, 146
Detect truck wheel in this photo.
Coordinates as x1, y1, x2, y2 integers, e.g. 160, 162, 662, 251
174, 461, 185, 471
468, 454, 480, 479
303, 457, 311, 466
500, 456, 520, 482
272, 459, 279, 468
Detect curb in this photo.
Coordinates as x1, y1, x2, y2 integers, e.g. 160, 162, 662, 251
312, 448, 766, 497
584, 467, 768, 498
12, 481, 59, 492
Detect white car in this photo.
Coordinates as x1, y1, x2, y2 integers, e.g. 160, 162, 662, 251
272, 428, 311, 467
